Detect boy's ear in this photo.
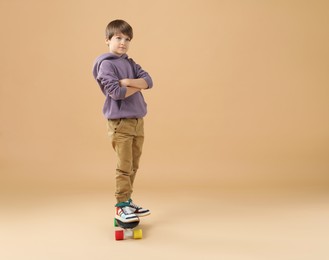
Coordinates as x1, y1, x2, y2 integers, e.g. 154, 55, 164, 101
105, 38, 110, 46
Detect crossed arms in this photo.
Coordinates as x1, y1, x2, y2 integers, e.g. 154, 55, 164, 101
119, 78, 148, 98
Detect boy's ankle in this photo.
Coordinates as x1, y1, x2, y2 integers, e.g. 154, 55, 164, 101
115, 201, 130, 207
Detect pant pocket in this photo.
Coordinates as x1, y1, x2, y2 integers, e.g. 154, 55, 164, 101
107, 119, 125, 135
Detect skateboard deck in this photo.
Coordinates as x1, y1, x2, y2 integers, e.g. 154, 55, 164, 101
114, 218, 142, 240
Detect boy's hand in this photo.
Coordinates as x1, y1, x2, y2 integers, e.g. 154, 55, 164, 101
119, 79, 129, 87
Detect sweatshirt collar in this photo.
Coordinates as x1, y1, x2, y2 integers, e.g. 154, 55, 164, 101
108, 53, 128, 59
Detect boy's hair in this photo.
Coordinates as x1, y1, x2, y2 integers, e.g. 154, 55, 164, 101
105, 20, 133, 40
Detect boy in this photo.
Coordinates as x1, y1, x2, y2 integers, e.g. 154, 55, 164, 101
92, 20, 152, 223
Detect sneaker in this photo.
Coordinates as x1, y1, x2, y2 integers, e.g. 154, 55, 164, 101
127, 199, 151, 217
115, 203, 139, 223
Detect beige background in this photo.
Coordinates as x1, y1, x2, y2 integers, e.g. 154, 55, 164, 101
1, 0, 329, 259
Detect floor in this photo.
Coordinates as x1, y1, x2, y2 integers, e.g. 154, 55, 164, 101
0, 187, 328, 260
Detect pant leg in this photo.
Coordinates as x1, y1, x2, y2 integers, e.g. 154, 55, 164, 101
131, 118, 144, 187
114, 133, 134, 202
107, 119, 135, 203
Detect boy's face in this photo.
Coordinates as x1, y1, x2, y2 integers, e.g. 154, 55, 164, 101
106, 32, 131, 56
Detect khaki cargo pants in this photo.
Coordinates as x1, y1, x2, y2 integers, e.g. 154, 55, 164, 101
107, 118, 144, 203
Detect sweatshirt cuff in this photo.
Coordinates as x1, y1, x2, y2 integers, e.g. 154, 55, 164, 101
119, 86, 127, 99
143, 77, 153, 89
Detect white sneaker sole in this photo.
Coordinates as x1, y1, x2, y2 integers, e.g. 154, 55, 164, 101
115, 215, 139, 223
135, 211, 151, 217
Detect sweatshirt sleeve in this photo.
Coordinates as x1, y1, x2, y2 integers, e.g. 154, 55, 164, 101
96, 60, 127, 100
131, 60, 153, 89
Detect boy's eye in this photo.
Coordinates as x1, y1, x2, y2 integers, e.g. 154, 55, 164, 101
115, 36, 130, 42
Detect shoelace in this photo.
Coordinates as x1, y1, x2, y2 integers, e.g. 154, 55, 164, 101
122, 206, 135, 214
129, 201, 141, 209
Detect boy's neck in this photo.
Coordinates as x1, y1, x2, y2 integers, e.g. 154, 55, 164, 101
109, 51, 127, 57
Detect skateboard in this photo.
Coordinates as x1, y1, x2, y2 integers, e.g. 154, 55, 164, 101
114, 218, 142, 240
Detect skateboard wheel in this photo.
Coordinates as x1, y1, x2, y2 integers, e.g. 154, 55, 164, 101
115, 230, 124, 240
133, 229, 143, 239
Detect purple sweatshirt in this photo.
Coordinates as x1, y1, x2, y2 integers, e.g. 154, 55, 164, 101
92, 53, 153, 119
